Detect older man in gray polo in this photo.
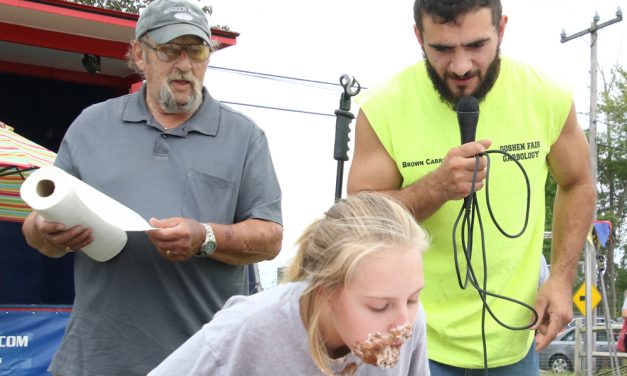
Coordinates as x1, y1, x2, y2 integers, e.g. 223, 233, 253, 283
21, 0, 283, 374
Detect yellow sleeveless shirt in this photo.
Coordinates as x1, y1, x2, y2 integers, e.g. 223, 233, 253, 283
359, 56, 571, 367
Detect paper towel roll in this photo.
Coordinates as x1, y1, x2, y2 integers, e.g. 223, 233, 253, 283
20, 166, 152, 262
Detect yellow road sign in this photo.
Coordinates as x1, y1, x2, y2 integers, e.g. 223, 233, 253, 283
572, 282, 602, 316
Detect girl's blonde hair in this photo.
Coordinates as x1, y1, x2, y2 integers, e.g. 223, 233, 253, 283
284, 192, 429, 374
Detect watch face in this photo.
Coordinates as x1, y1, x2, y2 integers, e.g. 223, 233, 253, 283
197, 223, 216, 257
196, 241, 216, 257
202, 241, 216, 253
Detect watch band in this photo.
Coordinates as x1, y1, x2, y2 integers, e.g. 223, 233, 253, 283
196, 223, 217, 257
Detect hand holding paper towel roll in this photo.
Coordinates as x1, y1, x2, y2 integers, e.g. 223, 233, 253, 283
20, 166, 154, 262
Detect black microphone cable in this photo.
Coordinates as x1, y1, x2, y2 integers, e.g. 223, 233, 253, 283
451, 148, 538, 374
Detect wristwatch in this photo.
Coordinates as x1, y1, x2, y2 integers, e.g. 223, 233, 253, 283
196, 223, 217, 257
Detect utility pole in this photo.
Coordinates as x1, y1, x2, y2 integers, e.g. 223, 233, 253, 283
561, 8, 622, 376
561, 8, 623, 218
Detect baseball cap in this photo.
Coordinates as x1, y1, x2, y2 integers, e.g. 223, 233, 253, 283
135, 0, 211, 44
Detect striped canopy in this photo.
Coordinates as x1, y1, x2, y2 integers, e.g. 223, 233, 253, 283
0, 123, 56, 222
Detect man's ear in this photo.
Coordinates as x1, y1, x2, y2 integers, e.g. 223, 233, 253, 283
414, 24, 425, 48
132, 40, 146, 72
497, 15, 508, 43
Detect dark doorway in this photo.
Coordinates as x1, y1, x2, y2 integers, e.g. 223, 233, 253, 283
0, 72, 126, 151
0, 72, 127, 305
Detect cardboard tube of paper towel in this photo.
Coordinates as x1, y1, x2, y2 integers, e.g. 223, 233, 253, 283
20, 166, 130, 262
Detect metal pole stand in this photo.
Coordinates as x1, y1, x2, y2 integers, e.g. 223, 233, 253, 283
333, 74, 361, 202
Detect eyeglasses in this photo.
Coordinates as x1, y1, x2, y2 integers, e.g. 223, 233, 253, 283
142, 40, 211, 63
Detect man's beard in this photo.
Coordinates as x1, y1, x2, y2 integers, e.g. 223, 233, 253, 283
159, 70, 203, 114
425, 47, 501, 109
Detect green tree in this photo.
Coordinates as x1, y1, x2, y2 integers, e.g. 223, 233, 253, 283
597, 66, 627, 315
67, 0, 212, 17
66, 0, 233, 38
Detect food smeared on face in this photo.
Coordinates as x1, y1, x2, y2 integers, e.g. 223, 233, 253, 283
352, 322, 413, 368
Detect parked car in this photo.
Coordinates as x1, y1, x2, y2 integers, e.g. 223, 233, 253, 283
560, 317, 619, 334
539, 325, 620, 373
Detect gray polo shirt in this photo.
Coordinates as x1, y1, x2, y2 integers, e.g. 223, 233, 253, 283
49, 85, 282, 376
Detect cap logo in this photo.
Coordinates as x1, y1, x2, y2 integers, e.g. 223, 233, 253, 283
164, 6, 188, 13
163, 6, 194, 21
174, 12, 194, 21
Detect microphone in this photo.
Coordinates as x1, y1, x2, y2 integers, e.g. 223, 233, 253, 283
456, 95, 479, 145
456, 96, 479, 209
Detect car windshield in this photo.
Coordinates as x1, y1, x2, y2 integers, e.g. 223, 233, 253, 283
562, 330, 575, 341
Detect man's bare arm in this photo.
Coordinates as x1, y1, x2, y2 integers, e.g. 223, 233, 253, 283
148, 217, 283, 265
534, 102, 595, 350
210, 219, 283, 265
347, 109, 490, 221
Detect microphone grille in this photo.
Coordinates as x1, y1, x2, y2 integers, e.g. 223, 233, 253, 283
456, 96, 479, 112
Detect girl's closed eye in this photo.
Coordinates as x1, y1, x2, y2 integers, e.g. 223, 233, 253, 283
369, 303, 389, 313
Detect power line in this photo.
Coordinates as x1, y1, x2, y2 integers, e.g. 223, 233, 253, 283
222, 100, 335, 117
209, 65, 368, 91
210, 65, 340, 86
211, 67, 366, 117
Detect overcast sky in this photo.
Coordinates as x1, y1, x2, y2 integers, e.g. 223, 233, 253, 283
202, 0, 627, 288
